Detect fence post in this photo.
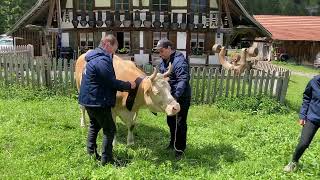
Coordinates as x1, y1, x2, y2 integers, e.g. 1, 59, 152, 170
27, 44, 34, 58
279, 70, 290, 104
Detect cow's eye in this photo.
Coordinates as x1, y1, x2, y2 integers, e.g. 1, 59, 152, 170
152, 87, 159, 95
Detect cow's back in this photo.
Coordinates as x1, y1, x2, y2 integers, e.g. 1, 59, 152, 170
75, 53, 88, 92
75, 53, 146, 109
112, 55, 145, 82
112, 55, 146, 108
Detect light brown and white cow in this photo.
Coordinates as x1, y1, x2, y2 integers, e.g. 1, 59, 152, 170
75, 52, 181, 145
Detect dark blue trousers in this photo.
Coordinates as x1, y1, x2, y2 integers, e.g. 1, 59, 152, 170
86, 107, 116, 165
166, 97, 191, 152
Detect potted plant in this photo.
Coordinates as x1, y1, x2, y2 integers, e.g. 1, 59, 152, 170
118, 47, 129, 54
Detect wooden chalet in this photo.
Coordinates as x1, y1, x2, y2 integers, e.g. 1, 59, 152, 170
254, 15, 320, 66
7, 0, 270, 65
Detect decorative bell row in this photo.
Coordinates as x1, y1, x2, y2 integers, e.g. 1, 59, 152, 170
71, 11, 214, 30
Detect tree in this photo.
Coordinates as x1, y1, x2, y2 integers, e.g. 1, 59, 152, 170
0, 0, 37, 34
239, 0, 310, 15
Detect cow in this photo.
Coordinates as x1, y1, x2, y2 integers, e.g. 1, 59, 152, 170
75, 52, 181, 145
212, 44, 259, 74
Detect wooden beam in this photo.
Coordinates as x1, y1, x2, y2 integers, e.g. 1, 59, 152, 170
56, 0, 62, 29
224, 0, 233, 29
47, 0, 56, 28
217, 0, 222, 27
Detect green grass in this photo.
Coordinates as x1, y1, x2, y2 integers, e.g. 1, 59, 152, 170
286, 75, 311, 112
0, 75, 319, 179
272, 61, 320, 74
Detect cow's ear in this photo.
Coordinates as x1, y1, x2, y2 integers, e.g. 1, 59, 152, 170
164, 77, 170, 81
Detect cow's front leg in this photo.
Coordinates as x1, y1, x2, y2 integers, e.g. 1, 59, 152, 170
111, 110, 118, 146
126, 112, 137, 145
127, 124, 135, 145
80, 105, 86, 127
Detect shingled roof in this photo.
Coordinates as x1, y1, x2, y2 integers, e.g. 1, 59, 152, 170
254, 15, 320, 42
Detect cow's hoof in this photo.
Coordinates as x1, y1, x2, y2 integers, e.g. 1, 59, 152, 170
127, 141, 134, 146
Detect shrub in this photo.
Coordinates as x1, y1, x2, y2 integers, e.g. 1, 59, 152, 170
0, 85, 74, 101
215, 95, 289, 115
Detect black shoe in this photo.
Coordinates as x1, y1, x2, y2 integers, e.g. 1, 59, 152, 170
175, 151, 184, 160
101, 158, 115, 166
95, 154, 101, 161
89, 152, 101, 161
166, 144, 174, 150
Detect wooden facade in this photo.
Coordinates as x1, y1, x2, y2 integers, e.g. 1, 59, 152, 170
273, 41, 320, 65
7, 0, 270, 65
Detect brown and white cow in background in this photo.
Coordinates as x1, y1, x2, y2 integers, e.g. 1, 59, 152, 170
212, 44, 259, 74
75, 53, 181, 145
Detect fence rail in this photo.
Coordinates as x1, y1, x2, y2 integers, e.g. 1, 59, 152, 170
0, 54, 290, 104
0, 44, 34, 57
253, 61, 289, 73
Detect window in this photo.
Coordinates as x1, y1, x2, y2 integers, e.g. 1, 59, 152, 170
190, 33, 205, 55
116, 32, 130, 54
76, 0, 94, 10
123, 32, 130, 49
115, 0, 129, 11
80, 33, 94, 53
153, 32, 168, 51
152, 0, 169, 11
190, 0, 207, 13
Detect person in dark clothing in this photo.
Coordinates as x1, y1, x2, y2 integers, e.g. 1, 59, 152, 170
156, 39, 192, 159
284, 75, 320, 172
79, 34, 136, 166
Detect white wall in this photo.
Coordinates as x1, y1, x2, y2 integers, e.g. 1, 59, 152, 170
61, 33, 69, 47
95, 0, 110, 7
176, 32, 186, 50
66, 0, 72, 8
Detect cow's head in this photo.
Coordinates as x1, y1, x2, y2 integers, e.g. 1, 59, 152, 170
142, 65, 180, 116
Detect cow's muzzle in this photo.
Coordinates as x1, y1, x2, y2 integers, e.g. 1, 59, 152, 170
165, 101, 180, 116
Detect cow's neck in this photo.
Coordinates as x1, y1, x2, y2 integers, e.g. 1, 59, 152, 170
125, 76, 145, 111
131, 78, 151, 111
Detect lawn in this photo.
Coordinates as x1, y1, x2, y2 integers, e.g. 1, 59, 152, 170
272, 61, 320, 75
0, 74, 319, 179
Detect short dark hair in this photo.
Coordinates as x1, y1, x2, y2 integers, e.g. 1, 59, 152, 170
99, 34, 118, 47
154, 39, 174, 49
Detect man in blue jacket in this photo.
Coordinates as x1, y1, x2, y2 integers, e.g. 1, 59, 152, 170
79, 34, 136, 165
284, 75, 320, 172
156, 39, 191, 159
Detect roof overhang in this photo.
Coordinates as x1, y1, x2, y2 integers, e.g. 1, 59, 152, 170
7, 0, 50, 35
229, 0, 272, 38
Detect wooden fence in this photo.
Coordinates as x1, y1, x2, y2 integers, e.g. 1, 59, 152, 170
253, 60, 289, 73
188, 66, 290, 104
0, 44, 34, 57
0, 54, 290, 104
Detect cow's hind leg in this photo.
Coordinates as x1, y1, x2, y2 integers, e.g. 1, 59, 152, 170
80, 105, 86, 127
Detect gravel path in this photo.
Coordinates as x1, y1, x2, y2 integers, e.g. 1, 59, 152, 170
290, 71, 318, 79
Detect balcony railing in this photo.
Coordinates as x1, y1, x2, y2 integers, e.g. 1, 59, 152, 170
62, 10, 229, 30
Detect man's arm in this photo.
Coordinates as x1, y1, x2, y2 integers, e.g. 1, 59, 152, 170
173, 60, 190, 99
299, 81, 312, 120
97, 60, 132, 91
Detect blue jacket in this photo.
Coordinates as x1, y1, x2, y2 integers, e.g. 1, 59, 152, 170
78, 47, 131, 107
299, 75, 320, 122
159, 51, 191, 100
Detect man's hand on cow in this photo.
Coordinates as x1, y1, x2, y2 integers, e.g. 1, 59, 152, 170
130, 81, 136, 89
